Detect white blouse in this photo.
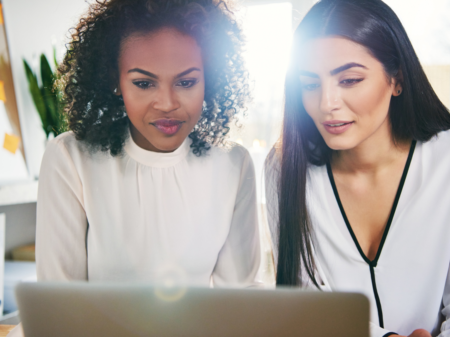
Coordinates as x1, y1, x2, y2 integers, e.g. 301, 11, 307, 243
36, 131, 260, 288
265, 130, 450, 337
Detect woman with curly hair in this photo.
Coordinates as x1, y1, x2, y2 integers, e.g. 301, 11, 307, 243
34, 0, 260, 286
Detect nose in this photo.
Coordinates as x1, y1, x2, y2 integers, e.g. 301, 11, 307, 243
319, 81, 341, 114
152, 85, 180, 113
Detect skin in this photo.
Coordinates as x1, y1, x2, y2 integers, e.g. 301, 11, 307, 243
299, 37, 430, 337
117, 28, 205, 152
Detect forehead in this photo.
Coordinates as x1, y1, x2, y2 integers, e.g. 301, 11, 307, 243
299, 36, 377, 72
119, 28, 203, 72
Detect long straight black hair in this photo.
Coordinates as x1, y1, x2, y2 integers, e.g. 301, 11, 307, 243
275, 0, 450, 286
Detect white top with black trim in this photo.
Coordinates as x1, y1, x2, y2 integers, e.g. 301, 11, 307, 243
36, 131, 260, 287
265, 130, 450, 337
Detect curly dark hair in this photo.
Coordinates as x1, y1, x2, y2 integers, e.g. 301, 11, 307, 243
58, 0, 250, 156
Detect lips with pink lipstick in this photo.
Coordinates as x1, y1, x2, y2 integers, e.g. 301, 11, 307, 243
151, 119, 184, 136
322, 120, 354, 135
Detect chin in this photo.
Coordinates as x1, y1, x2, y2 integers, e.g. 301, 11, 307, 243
323, 136, 358, 151
152, 138, 185, 153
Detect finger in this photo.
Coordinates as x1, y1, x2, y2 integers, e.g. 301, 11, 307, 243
409, 329, 432, 337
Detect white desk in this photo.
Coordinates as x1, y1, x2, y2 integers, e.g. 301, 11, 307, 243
0, 182, 37, 207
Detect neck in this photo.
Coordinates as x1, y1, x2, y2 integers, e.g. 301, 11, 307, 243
332, 120, 411, 174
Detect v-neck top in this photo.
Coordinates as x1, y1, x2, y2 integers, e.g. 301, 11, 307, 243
265, 130, 450, 337
36, 131, 260, 288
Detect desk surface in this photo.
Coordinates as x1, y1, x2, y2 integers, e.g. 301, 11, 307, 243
0, 325, 14, 336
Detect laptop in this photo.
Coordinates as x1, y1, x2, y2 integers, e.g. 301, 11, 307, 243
15, 282, 369, 337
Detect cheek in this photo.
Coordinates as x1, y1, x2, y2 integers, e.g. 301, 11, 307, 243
345, 81, 392, 122
122, 95, 148, 125
183, 83, 205, 122
302, 92, 320, 123
120, 82, 149, 120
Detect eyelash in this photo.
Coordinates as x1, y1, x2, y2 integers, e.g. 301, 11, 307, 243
302, 83, 320, 91
176, 79, 198, 88
340, 78, 364, 86
132, 79, 199, 90
302, 78, 364, 91
132, 80, 155, 90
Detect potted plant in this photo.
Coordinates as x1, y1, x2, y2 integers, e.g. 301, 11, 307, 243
23, 52, 66, 139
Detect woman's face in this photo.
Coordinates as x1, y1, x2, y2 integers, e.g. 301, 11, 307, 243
118, 28, 205, 152
299, 37, 401, 151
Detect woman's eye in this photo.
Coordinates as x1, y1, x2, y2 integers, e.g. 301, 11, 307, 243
176, 79, 198, 88
132, 81, 154, 89
340, 78, 363, 86
302, 83, 320, 91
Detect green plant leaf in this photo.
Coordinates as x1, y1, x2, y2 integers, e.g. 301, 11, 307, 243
53, 47, 58, 68
40, 54, 59, 134
23, 59, 50, 136
40, 54, 54, 94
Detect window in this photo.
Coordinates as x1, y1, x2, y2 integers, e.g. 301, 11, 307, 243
233, 2, 294, 285
385, 0, 450, 107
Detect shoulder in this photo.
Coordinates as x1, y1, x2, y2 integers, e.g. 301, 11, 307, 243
424, 129, 450, 146
203, 142, 253, 169
264, 147, 281, 183
44, 132, 78, 159
422, 129, 450, 158
45, 132, 82, 155
43, 131, 99, 167
39, 132, 85, 182
263, 146, 324, 191
222, 142, 251, 160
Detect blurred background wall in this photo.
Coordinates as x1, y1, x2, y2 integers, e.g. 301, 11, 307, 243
2, 0, 88, 179
4, 0, 448, 184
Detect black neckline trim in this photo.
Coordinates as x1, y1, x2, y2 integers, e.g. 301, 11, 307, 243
370, 265, 384, 327
326, 140, 416, 267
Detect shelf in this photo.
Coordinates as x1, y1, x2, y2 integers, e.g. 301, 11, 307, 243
0, 181, 38, 207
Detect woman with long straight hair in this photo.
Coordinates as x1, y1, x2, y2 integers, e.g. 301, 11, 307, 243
265, 0, 450, 336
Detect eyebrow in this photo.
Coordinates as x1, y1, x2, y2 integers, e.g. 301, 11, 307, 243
330, 62, 367, 76
176, 67, 201, 78
299, 62, 368, 78
127, 67, 201, 79
299, 70, 319, 78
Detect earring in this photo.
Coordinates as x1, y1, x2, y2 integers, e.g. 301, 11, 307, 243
113, 88, 118, 94
397, 89, 401, 95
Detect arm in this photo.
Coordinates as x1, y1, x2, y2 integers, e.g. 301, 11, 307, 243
438, 263, 450, 337
263, 148, 280, 266
212, 150, 260, 287
36, 137, 88, 280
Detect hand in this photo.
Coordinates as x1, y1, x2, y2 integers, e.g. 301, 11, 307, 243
397, 329, 432, 337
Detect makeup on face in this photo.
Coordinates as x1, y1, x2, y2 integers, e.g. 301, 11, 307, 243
151, 119, 185, 135
321, 120, 354, 134
118, 28, 205, 153
299, 37, 397, 151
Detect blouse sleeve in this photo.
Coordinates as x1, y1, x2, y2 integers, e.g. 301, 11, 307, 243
369, 323, 398, 337
439, 263, 450, 336
264, 148, 280, 265
36, 137, 88, 281
211, 149, 261, 287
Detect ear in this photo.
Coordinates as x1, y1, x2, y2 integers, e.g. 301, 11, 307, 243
392, 69, 403, 97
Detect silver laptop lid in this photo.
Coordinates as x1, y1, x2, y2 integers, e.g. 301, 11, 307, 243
16, 282, 369, 337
